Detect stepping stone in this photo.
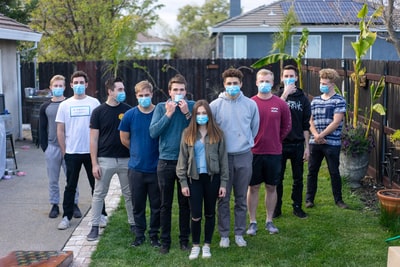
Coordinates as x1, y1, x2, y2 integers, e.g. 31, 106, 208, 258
0, 250, 73, 267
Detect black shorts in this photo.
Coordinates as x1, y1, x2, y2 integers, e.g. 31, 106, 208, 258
249, 154, 282, 186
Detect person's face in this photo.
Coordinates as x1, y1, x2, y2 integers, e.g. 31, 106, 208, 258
224, 77, 242, 88
136, 88, 153, 99
281, 69, 298, 83
320, 78, 333, 89
110, 82, 125, 97
71, 76, 87, 88
256, 74, 273, 87
196, 106, 207, 116
51, 80, 65, 90
169, 83, 186, 101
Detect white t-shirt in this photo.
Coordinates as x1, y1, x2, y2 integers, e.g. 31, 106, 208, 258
55, 96, 100, 154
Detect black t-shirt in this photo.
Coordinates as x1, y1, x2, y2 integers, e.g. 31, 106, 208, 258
90, 102, 131, 158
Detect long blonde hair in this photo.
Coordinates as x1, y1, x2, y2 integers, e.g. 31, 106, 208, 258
183, 99, 224, 146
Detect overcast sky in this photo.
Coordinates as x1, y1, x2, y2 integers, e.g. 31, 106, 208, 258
156, 0, 276, 30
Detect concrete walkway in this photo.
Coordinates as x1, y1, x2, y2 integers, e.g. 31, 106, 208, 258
0, 129, 121, 266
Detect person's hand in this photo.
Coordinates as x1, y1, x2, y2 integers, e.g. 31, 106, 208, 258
218, 187, 226, 198
178, 99, 189, 115
181, 186, 190, 197
92, 164, 101, 180
303, 147, 310, 162
314, 134, 327, 144
165, 100, 177, 118
281, 83, 296, 100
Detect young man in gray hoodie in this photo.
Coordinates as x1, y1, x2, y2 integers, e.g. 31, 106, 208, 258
210, 68, 259, 248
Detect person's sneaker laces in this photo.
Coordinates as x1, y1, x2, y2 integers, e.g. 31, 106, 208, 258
246, 222, 258, 236
336, 200, 348, 209
131, 237, 145, 247
265, 221, 279, 234
219, 237, 230, 248
202, 245, 211, 258
49, 204, 59, 219
235, 235, 247, 247
57, 216, 70, 230
86, 226, 99, 241
293, 207, 308, 218
189, 246, 200, 260
305, 201, 314, 208
150, 237, 161, 248
99, 215, 108, 228
73, 204, 82, 218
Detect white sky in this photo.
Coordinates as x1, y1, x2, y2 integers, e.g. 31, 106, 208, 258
156, 0, 276, 30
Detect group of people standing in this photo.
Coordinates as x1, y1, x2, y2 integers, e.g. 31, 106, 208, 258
39, 64, 348, 260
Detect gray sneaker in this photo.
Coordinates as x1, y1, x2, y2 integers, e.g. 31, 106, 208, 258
100, 215, 108, 228
57, 216, 70, 230
87, 226, 99, 241
265, 221, 279, 234
246, 222, 258, 236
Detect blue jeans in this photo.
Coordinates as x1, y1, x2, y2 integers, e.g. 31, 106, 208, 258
276, 142, 305, 211
157, 160, 190, 248
306, 144, 343, 204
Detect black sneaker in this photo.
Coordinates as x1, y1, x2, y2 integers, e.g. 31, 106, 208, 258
131, 237, 145, 247
130, 224, 136, 234
87, 226, 99, 241
49, 204, 59, 218
180, 242, 190, 251
73, 204, 82, 218
293, 207, 308, 218
159, 245, 170, 254
305, 201, 314, 208
150, 237, 161, 248
336, 200, 348, 209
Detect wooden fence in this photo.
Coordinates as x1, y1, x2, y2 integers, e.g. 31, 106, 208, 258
20, 58, 400, 183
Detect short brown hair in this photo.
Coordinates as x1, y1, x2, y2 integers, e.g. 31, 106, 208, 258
282, 65, 298, 76
105, 77, 123, 91
168, 74, 187, 91
222, 68, 243, 83
50, 75, 65, 87
135, 80, 153, 94
71, 70, 88, 82
319, 68, 339, 83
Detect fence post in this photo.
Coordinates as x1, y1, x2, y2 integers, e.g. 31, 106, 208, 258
379, 62, 389, 184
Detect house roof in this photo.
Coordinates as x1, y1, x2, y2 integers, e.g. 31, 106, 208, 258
212, 0, 385, 33
0, 13, 42, 42
136, 33, 172, 45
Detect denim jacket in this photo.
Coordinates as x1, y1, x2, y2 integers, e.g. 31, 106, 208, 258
176, 130, 229, 189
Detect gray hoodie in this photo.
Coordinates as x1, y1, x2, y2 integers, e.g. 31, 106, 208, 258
210, 91, 259, 154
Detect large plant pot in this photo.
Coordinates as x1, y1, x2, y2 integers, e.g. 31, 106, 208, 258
377, 189, 400, 215
339, 151, 369, 189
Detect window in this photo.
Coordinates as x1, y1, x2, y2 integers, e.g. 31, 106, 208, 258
342, 35, 372, 59
223, 35, 247, 58
291, 35, 321, 58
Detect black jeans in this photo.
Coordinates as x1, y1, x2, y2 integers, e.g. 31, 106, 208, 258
276, 143, 305, 211
128, 169, 160, 239
63, 153, 106, 220
189, 174, 220, 245
306, 144, 343, 203
157, 160, 190, 248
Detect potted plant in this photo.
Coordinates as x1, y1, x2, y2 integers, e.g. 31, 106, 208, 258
338, 4, 385, 189
377, 189, 400, 216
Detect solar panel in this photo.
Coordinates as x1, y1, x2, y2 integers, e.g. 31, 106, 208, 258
280, 0, 377, 25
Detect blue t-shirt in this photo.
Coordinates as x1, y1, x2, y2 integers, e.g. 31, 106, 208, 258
119, 107, 159, 173
309, 94, 346, 146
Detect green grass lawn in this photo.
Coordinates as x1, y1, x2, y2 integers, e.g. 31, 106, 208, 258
90, 161, 393, 267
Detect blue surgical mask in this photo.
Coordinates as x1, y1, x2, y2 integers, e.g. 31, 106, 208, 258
138, 96, 151, 108
52, 88, 64, 97
284, 78, 296, 86
258, 82, 272, 94
115, 91, 126, 103
174, 94, 184, 103
320, 85, 330, 94
73, 84, 85, 95
196, 114, 209, 125
226, 85, 240, 96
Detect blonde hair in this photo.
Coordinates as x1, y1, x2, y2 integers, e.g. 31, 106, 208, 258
135, 80, 153, 94
319, 68, 339, 83
256, 69, 274, 80
50, 75, 65, 86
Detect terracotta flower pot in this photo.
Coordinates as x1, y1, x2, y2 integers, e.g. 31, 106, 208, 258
377, 189, 400, 215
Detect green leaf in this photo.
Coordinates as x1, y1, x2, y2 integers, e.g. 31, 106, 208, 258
372, 76, 385, 100
358, 4, 368, 19
372, 103, 386, 115
251, 53, 294, 69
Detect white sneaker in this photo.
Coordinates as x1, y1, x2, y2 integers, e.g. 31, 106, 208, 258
219, 237, 230, 248
235, 235, 247, 247
57, 216, 70, 230
202, 245, 211, 258
189, 246, 200, 260
100, 215, 108, 228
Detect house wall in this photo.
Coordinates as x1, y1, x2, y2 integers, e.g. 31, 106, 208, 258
0, 40, 20, 137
